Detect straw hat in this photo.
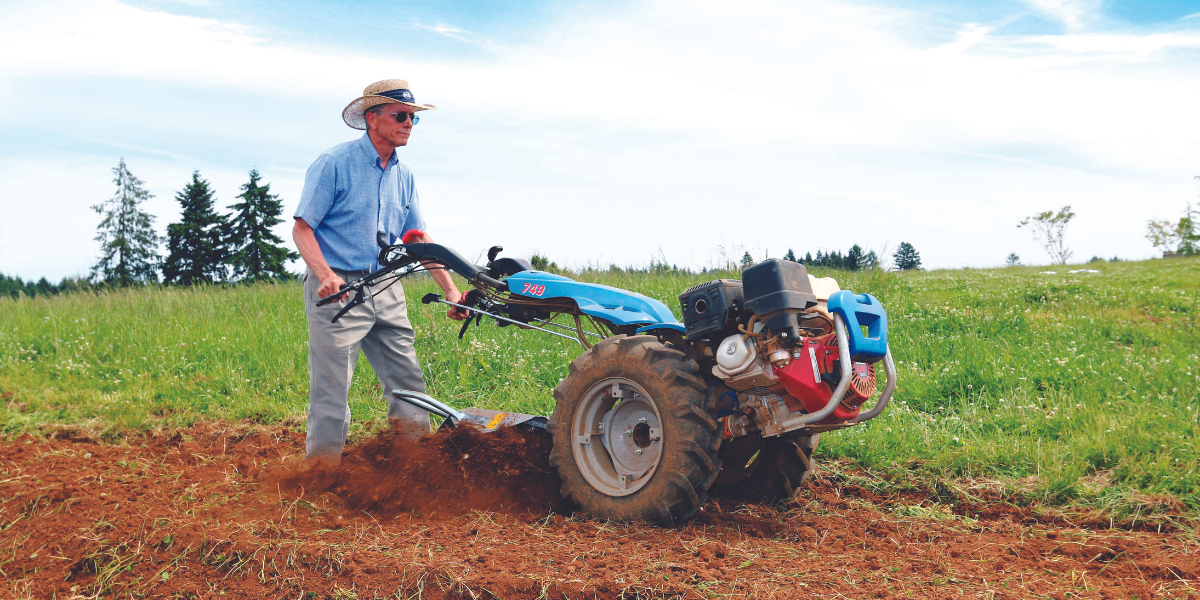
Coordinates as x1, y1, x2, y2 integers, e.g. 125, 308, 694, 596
342, 79, 437, 130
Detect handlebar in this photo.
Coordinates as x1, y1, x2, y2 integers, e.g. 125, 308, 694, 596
314, 243, 508, 318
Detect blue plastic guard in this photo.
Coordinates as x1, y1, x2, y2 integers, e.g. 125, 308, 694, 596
504, 271, 681, 327
827, 290, 888, 362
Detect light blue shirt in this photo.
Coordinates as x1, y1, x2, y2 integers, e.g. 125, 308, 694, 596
294, 133, 427, 272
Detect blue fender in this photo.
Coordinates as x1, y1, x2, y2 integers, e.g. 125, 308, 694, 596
504, 271, 682, 328
635, 323, 686, 334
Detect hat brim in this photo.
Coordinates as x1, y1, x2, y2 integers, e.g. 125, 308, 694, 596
342, 95, 436, 130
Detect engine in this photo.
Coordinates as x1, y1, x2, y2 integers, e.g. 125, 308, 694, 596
679, 259, 887, 438
774, 332, 877, 420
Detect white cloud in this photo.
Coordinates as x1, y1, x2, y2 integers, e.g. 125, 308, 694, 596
1018, 0, 1100, 31
1, 0, 1199, 278
415, 23, 474, 43
946, 23, 993, 51
0, 2, 350, 97
1029, 31, 1200, 57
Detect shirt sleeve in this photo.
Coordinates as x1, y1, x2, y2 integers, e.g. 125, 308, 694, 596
293, 153, 337, 229
399, 169, 427, 236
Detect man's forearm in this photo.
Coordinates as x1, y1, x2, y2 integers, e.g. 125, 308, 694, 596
408, 232, 462, 300
293, 218, 334, 280
428, 267, 460, 298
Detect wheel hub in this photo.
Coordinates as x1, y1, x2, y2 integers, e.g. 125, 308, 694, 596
573, 378, 664, 496
600, 394, 662, 474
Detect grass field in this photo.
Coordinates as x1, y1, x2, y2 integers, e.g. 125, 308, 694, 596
2, 257, 1198, 519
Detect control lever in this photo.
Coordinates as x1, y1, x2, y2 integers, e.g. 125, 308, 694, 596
425, 291, 486, 339
458, 312, 473, 339
421, 292, 584, 346
331, 288, 366, 322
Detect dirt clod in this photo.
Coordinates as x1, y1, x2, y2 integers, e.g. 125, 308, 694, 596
277, 423, 566, 518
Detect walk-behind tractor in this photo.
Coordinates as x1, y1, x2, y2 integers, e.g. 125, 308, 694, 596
319, 239, 896, 526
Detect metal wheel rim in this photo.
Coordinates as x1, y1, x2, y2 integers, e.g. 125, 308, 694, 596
571, 377, 664, 497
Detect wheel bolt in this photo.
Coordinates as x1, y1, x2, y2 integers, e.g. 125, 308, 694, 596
639, 417, 648, 423
625, 429, 633, 435
636, 448, 644, 454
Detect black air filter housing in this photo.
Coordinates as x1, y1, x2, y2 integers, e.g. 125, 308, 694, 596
742, 259, 817, 347
678, 279, 743, 340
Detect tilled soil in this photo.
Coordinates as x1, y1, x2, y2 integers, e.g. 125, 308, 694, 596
2, 423, 1197, 599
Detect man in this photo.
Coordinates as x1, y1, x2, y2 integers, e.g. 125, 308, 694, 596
293, 78, 467, 460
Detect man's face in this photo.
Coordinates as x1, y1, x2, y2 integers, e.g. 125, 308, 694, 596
368, 104, 416, 147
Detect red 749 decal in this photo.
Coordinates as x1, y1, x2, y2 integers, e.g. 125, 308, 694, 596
521, 283, 546, 296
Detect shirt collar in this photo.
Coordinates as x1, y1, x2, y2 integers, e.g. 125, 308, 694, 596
357, 132, 397, 169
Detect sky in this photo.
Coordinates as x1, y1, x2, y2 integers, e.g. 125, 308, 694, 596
1, 0, 1198, 280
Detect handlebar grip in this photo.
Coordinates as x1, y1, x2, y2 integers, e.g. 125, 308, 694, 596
317, 283, 356, 306
421, 293, 442, 305
474, 273, 504, 289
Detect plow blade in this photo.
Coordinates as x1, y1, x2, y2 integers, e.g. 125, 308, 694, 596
392, 390, 548, 433
458, 407, 548, 432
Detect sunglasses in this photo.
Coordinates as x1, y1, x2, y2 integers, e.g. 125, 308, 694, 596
386, 111, 419, 125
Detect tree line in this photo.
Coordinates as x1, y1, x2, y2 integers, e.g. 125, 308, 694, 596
779, 242, 922, 271
0, 274, 94, 299
536, 242, 924, 277
3, 159, 298, 298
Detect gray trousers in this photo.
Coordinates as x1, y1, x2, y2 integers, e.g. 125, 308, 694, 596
303, 268, 429, 459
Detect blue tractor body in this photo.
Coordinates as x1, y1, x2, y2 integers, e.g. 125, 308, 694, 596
504, 270, 685, 333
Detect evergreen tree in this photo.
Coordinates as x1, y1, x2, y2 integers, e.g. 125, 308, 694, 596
31, 277, 55, 296
828, 250, 844, 269
740, 251, 755, 269
1005, 253, 1021, 267
530, 253, 560, 272
58, 275, 93, 295
162, 171, 229, 285
863, 250, 879, 270
893, 242, 922, 271
804, 251, 813, 265
783, 248, 797, 262
846, 244, 864, 271
91, 158, 161, 285
814, 250, 825, 266
0, 273, 26, 298
1178, 202, 1199, 255
226, 169, 297, 281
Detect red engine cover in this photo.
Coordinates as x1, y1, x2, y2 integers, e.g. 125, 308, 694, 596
773, 334, 876, 423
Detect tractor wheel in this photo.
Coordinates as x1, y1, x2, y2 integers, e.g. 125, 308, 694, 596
549, 335, 722, 526
708, 434, 818, 503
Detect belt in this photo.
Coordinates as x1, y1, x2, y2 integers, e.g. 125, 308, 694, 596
335, 269, 371, 278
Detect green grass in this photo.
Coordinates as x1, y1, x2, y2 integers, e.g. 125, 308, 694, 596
1, 257, 1198, 516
